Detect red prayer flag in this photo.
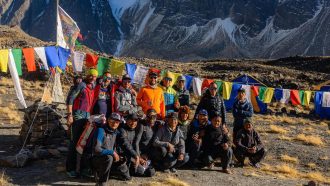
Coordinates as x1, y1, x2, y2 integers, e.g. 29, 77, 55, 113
22, 48, 36, 72
201, 79, 214, 92
85, 53, 99, 68
290, 90, 301, 105
251, 86, 259, 96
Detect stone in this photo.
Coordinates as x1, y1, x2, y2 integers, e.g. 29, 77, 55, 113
57, 147, 69, 153
0, 152, 31, 167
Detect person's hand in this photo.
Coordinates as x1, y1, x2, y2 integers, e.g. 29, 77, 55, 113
178, 153, 184, 161
67, 115, 73, 126
222, 125, 229, 134
222, 143, 229, 150
251, 146, 257, 153
192, 134, 201, 144
139, 157, 147, 166
168, 143, 175, 153
113, 151, 120, 162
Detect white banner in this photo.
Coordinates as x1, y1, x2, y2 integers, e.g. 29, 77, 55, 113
72, 51, 85, 72
34, 47, 49, 70
133, 66, 149, 85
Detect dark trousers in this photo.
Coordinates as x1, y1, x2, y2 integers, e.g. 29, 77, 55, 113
152, 146, 189, 170
233, 125, 243, 143
127, 157, 156, 177
66, 118, 87, 172
92, 155, 130, 183
202, 147, 233, 169
186, 141, 202, 164
234, 147, 266, 164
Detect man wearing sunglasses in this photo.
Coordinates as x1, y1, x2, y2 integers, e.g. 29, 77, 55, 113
137, 72, 166, 119
159, 72, 180, 115
114, 74, 140, 116
92, 71, 113, 117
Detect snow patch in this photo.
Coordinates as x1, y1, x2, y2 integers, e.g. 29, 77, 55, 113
202, 18, 237, 44
136, 4, 155, 36
108, 0, 139, 26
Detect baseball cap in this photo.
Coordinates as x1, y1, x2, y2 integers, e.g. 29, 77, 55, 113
244, 118, 253, 125
147, 109, 157, 117
177, 75, 186, 82
126, 113, 139, 121
110, 112, 122, 121
122, 74, 132, 81
166, 112, 178, 119
198, 109, 208, 116
148, 72, 158, 78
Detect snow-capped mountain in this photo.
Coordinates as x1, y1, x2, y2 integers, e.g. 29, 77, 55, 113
0, 0, 329, 61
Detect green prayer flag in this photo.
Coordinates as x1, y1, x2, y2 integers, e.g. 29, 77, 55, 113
97, 57, 110, 76
12, 49, 22, 76
258, 87, 267, 101
299, 90, 305, 106
215, 80, 223, 96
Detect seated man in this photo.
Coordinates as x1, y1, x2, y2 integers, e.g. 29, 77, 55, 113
92, 113, 131, 185
234, 118, 266, 168
152, 112, 189, 173
118, 114, 155, 177
115, 74, 141, 116
201, 113, 233, 174
186, 109, 210, 165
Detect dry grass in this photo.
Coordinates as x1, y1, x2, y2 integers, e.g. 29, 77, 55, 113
275, 164, 299, 178
243, 172, 260, 177
327, 130, 330, 135
268, 125, 288, 134
319, 121, 329, 126
0, 78, 13, 87
0, 171, 10, 186
143, 177, 190, 186
0, 106, 22, 124
304, 127, 314, 132
278, 135, 293, 141
303, 172, 330, 184
319, 156, 329, 160
0, 89, 6, 95
306, 163, 317, 169
280, 155, 299, 164
295, 134, 324, 146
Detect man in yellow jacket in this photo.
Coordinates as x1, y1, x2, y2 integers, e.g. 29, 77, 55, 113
137, 72, 166, 119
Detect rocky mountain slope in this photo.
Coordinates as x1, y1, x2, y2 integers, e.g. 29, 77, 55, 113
1, 0, 330, 61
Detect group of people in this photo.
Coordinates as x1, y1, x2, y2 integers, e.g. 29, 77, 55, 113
65, 69, 267, 186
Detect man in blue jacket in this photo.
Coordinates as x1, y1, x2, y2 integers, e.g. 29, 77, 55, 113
232, 88, 253, 140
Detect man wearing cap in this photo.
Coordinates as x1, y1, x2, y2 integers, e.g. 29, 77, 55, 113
159, 72, 180, 115
92, 113, 131, 185
115, 74, 141, 116
152, 112, 189, 173
232, 87, 253, 140
173, 75, 190, 107
201, 113, 233, 174
196, 82, 226, 124
234, 118, 266, 168
66, 68, 98, 177
137, 72, 166, 119
118, 113, 155, 177
186, 109, 211, 166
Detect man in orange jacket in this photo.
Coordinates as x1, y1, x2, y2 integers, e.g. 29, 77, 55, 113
137, 72, 165, 119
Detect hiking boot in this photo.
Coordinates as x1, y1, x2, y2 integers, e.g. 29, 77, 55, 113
222, 169, 232, 174
208, 163, 215, 170
235, 161, 244, 168
66, 171, 78, 178
249, 162, 261, 169
170, 168, 177, 173
163, 169, 170, 173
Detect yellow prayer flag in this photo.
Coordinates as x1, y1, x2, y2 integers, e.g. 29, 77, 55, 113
263, 88, 274, 103
222, 82, 233, 100
110, 59, 125, 77
303, 91, 312, 106
0, 49, 9, 73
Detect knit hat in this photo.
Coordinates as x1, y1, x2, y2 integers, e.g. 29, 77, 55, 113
88, 68, 98, 77
147, 109, 157, 117
179, 106, 190, 114
244, 118, 253, 125
166, 112, 178, 119
109, 112, 122, 121
238, 87, 246, 93
177, 75, 186, 82
126, 113, 139, 121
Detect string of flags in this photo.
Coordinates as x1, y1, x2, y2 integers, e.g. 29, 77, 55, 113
1, 46, 330, 118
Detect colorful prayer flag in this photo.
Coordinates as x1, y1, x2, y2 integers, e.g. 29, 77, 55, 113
0, 49, 9, 73
34, 47, 49, 70
192, 77, 203, 96
72, 51, 85, 72
222, 82, 233, 100
290, 90, 301, 106
110, 59, 125, 77
12, 49, 22, 75
125, 63, 137, 82
45, 46, 60, 68
23, 48, 36, 72
97, 57, 110, 76
85, 53, 98, 68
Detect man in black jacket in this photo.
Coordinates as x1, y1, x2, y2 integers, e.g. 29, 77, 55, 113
92, 113, 130, 186
201, 113, 233, 174
195, 82, 226, 124
118, 114, 155, 177
232, 88, 253, 140
234, 118, 266, 168
173, 75, 190, 107
152, 112, 189, 173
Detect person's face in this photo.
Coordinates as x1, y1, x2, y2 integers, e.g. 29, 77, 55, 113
198, 114, 208, 124
127, 119, 138, 129
178, 80, 185, 89
103, 73, 112, 84
147, 114, 157, 126
75, 78, 82, 84
180, 112, 189, 121
149, 76, 157, 85
122, 79, 130, 89
108, 119, 120, 130
238, 92, 246, 101
168, 118, 178, 129
163, 78, 172, 87
211, 116, 222, 128
87, 75, 97, 83
244, 123, 253, 131
209, 84, 218, 96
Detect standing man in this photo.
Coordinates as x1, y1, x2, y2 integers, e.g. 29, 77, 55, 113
195, 82, 226, 124
66, 68, 98, 177
232, 88, 253, 140
137, 72, 165, 119
173, 75, 190, 107
93, 71, 113, 117
159, 72, 180, 115
115, 74, 140, 116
